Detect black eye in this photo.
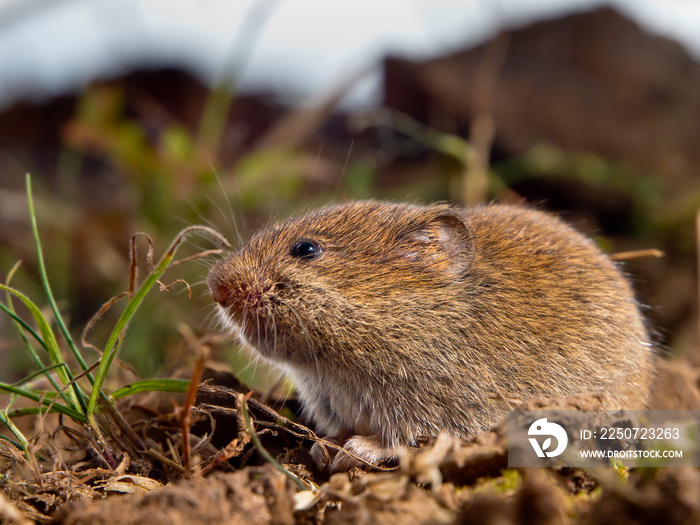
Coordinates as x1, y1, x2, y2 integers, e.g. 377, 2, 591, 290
290, 240, 321, 260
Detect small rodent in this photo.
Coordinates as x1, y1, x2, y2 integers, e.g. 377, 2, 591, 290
208, 201, 654, 470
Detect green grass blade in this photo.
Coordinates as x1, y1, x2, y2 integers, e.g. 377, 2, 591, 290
86, 225, 226, 435
0, 283, 84, 413
2, 264, 66, 397
86, 255, 173, 430
0, 381, 87, 422
26, 174, 93, 397
0, 402, 29, 455
0, 301, 46, 351
11, 363, 70, 388
110, 379, 191, 399
6, 406, 67, 417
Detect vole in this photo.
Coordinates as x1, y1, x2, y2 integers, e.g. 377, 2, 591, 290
207, 201, 654, 470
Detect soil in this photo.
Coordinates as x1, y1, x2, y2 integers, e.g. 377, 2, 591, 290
0, 356, 699, 525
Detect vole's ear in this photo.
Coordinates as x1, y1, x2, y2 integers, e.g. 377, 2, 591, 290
401, 211, 473, 277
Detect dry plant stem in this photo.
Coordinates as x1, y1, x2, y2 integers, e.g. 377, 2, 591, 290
43, 361, 100, 422
197, 401, 328, 448
81, 292, 131, 355
128, 233, 155, 298
247, 397, 319, 438
100, 399, 147, 453
610, 249, 664, 261
178, 323, 209, 476
157, 278, 192, 297
190, 411, 217, 456
240, 393, 311, 490
169, 249, 226, 266
697, 210, 700, 345
196, 385, 319, 440
53, 425, 96, 455
60, 421, 116, 469
199, 393, 251, 477
199, 388, 396, 471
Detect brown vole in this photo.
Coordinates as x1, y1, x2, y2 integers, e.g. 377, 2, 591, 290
207, 201, 653, 470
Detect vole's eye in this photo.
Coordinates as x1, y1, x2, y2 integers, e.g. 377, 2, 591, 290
290, 240, 321, 260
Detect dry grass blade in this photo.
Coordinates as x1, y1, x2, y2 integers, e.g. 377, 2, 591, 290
245, 396, 397, 471
42, 361, 100, 423
170, 249, 226, 266
99, 399, 147, 453
157, 278, 192, 298
247, 396, 319, 438
199, 386, 398, 473
610, 249, 664, 261
128, 233, 155, 298
240, 394, 313, 489
80, 292, 130, 355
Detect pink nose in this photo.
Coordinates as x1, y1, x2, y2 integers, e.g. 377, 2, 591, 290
212, 284, 231, 305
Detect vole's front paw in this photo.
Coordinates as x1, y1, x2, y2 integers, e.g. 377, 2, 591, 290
329, 434, 394, 473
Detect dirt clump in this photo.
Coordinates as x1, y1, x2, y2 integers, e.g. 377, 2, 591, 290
55, 466, 295, 525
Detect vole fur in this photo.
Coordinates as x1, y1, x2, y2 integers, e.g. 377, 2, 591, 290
208, 201, 653, 469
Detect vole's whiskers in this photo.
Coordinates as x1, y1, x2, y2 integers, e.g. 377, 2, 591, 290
183, 197, 221, 235
209, 162, 244, 247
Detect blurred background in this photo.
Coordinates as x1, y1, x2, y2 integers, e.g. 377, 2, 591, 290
0, 0, 698, 382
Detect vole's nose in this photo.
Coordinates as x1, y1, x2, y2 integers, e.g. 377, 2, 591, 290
212, 284, 231, 305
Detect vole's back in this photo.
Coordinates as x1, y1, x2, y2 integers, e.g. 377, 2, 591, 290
460, 206, 651, 416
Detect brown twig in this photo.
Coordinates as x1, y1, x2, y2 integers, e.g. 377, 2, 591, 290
99, 398, 147, 453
